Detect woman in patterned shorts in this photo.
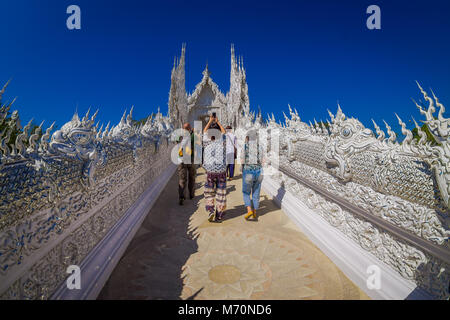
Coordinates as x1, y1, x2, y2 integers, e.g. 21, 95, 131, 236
202, 114, 227, 222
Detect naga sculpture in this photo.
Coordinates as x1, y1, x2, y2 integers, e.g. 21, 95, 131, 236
323, 107, 375, 182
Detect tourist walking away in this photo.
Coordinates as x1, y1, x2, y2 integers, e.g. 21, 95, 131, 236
193, 126, 203, 165
242, 129, 264, 220
177, 122, 196, 205
225, 125, 237, 181
203, 113, 227, 222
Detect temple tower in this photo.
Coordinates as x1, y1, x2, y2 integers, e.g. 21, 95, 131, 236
168, 44, 188, 127
168, 44, 250, 129
227, 44, 250, 128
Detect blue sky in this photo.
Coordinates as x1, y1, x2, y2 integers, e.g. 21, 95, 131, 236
0, 0, 449, 134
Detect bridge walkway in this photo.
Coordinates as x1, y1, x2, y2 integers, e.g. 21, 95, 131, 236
98, 167, 369, 300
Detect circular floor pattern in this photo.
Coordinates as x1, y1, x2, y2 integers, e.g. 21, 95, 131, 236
180, 227, 352, 300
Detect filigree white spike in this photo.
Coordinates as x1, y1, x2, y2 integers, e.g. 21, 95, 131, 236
335, 103, 344, 122
120, 109, 127, 124
412, 117, 427, 146
40, 121, 54, 152
144, 115, 152, 126
383, 119, 397, 144
430, 88, 446, 122
327, 109, 335, 124
127, 106, 134, 125
411, 98, 427, 117
102, 122, 110, 139
1, 127, 11, 157
371, 119, 385, 141
97, 123, 104, 138
395, 113, 413, 145
91, 109, 99, 122
8, 97, 17, 108
0, 79, 11, 101
27, 121, 44, 153
83, 107, 91, 122
416, 81, 435, 120
1, 97, 17, 119
129, 105, 134, 117
15, 118, 33, 156
72, 112, 80, 124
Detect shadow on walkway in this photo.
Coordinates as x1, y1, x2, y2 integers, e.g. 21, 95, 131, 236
221, 195, 272, 222
98, 170, 201, 300
97, 167, 370, 300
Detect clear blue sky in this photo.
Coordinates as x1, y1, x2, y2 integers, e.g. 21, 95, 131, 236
0, 0, 449, 133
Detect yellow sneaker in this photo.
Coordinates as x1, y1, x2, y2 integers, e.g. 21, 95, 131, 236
244, 211, 253, 220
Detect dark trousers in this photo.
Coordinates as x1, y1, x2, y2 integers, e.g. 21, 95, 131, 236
178, 163, 196, 200
227, 164, 235, 178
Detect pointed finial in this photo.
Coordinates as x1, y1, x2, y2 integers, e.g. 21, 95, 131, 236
91, 109, 99, 121
84, 107, 91, 120
0, 78, 11, 101
120, 109, 127, 123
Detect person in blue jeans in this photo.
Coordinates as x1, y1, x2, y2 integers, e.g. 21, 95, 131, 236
241, 130, 264, 221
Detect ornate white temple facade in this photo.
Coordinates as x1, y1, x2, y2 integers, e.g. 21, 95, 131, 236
168, 44, 250, 128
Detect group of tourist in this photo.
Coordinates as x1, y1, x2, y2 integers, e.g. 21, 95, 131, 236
177, 113, 264, 222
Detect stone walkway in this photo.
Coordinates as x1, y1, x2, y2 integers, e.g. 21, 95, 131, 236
98, 167, 369, 300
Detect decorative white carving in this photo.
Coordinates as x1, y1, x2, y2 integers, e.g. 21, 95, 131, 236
255, 85, 449, 298
0, 101, 173, 299
168, 44, 250, 128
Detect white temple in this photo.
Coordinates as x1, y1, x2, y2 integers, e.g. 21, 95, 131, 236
168, 44, 250, 128
0, 45, 449, 300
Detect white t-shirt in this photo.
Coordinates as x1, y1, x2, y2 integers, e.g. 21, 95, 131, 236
225, 131, 237, 164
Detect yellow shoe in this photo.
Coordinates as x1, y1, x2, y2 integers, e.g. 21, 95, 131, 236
252, 210, 257, 219
244, 211, 253, 220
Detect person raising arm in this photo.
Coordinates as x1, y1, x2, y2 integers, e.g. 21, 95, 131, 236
204, 113, 225, 135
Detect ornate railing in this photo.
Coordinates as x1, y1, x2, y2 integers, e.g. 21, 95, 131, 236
0, 91, 175, 299
239, 83, 449, 299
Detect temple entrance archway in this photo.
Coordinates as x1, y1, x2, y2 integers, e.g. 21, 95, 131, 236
198, 114, 209, 130
188, 105, 220, 130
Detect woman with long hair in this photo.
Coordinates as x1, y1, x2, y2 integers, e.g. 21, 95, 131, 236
241, 129, 264, 220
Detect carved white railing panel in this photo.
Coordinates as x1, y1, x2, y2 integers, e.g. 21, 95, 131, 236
254, 84, 449, 299
0, 102, 174, 299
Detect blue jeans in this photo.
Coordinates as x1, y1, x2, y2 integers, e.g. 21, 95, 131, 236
242, 166, 263, 210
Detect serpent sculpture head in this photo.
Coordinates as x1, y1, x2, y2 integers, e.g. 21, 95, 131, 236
324, 111, 375, 182
49, 110, 98, 161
